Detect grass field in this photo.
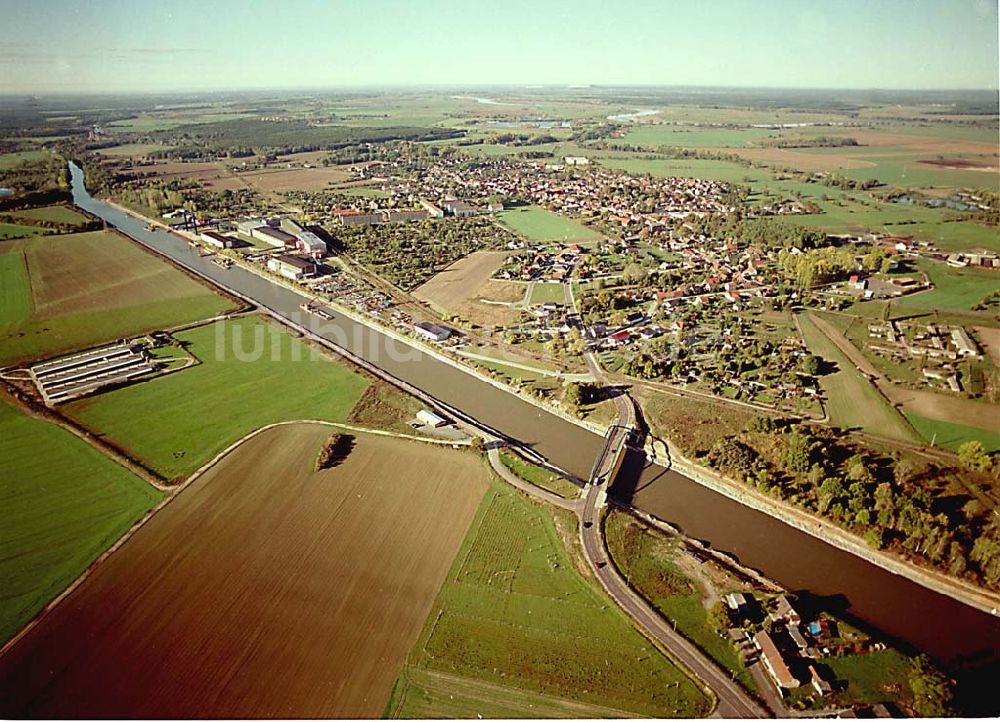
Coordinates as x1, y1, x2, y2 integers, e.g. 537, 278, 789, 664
796, 312, 919, 442
0, 222, 49, 239
0, 150, 50, 169
824, 650, 913, 706
0, 252, 31, 325
66, 316, 369, 479
0, 230, 235, 364
388, 479, 711, 718
6, 205, 90, 226
604, 510, 755, 693
898, 260, 1000, 311
905, 413, 1000, 453
528, 280, 568, 305
0, 398, 162, 647
498, 448, 580, 499
0, 426, 487, 717
623, 125, 778, 148
499, 205, 603, 243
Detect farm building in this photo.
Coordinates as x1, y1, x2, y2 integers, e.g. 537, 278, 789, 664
416, 409, 448, 427
267, 254, 318, 280
200, 230, 234, 249
31, 343, 155, 405
413, 321, 451, 341
279, 218, 327, 258
564, 156, 590, 165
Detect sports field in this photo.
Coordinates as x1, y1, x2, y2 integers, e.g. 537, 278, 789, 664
66, 316, 369, 479
388, 480, 711, 718
0, 426, 487, 717
0, 398, 162, 647
499, 205, 603, 243
0, 230, 235, 364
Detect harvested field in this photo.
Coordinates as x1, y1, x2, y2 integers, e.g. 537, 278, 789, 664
711, 146, 876, 171
0, 230, 234, 365
413, 250, 509, 314
0, 426, 488, 718
975, 326, 1000, 367
237, 165, 351, 192
918, 158, 997, 170
888, 385, 999, 434
455, 280, 525, 328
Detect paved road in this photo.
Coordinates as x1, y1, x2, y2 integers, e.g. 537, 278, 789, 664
563, 282, 766, 718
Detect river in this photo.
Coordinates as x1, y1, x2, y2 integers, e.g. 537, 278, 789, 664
69, 164, 999, 678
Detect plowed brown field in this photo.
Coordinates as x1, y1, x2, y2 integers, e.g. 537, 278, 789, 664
0, 425, 487, 718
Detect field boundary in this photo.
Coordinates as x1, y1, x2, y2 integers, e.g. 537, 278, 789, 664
0, 419, 468, 663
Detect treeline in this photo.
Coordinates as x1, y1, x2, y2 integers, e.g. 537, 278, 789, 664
763, 136, 861, 148
148, 119, 463, 156
0, 155, 70, 198
703, 419, 1000, 590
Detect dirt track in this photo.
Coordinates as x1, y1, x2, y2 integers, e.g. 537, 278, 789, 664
0, 425, 487, 718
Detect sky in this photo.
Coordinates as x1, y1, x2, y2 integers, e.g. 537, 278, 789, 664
0, 0, 997, 94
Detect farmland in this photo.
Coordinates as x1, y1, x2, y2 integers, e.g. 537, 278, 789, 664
66, 316, 369, 480
796, 312, 919, 443
388, 480, 711, 718
905, 414, 1000, 453
623, 125, 779, 148
0, 398, 162, 647
5, 204, 90, 226
413, 250, 510, 315
0, 230, 235, 364
0, 425, 487, 717
897, 260, 1000, 311
0, 222, 47, 239
499, 205, 603, 243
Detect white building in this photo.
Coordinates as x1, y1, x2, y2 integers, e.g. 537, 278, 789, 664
416, 409, 448, 427
564, 156, 590, 165
413, 321, 451, 341
200, 230, 234, 249
266, 254, 318, 280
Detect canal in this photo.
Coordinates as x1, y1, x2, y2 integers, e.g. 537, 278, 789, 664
70, 164, 999, 675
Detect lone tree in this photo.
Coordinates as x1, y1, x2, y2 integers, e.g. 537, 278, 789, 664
958, 440, 992, 472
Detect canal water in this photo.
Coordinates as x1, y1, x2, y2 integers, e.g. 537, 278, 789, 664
69, 164, 999, 677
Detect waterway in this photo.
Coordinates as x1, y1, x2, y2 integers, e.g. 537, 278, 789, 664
69, 164, 999, 680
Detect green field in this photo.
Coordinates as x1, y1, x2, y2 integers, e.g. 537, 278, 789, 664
498, 448, 580, 499
905, 414, 1000, 453
898, 260, 1000, 311
0, 398, 163, 646
388, 480, 711, 718
66, 316, 369, 479
0, 252, 31, 324
604, 510, 755, 694
824, 650, 913, 706
94, 143, 172, 157
623, 125, 778, 148
6, 204, 90, 226
499, 205, 603, 243
528, 280, 568, 305
0, 222, 49, 239
796, 312, 919, 443
0, 150, 50, 169
598, 156, 773, 184
0, 230, 235, 365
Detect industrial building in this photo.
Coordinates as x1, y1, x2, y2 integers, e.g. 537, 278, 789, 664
200, 230, 235, 249
267, 254, 318, 280
413, 321, 451, 341
253, 226, 298, 249
279, 218, 327, 258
